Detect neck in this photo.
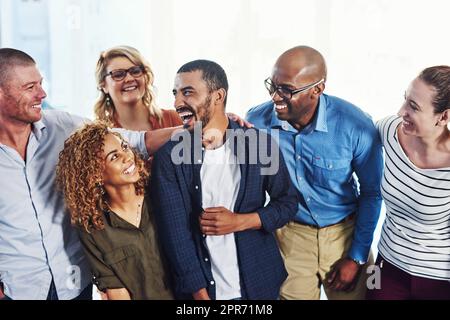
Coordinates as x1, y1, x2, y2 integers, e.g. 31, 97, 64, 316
202, 110, 229, 149
289, 99, 319, 131
114, 101, 152, 130
0, 117, 33, 159
105, 184, 142, 212
409, 128, 450, 154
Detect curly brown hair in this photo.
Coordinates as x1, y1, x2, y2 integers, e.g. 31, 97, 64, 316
56, 122, 149, 233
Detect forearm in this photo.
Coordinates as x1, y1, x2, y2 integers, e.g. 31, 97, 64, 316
106, 288, 132, 300
348, 195, 382, 261
145, 126, 184, 155
236, 212, 262, 231
192, 288, 211, 300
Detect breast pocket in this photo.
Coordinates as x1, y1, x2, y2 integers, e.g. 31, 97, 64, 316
311, 158, 351, 189
103, 245, 139, 272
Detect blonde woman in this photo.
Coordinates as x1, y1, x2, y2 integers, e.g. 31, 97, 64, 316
94, 45, 182, 131
56, 122, 173, 300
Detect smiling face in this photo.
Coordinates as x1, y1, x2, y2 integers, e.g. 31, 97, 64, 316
398, 77, 443, 138
0, 64, 47, 125
102, 133, 140, 188
102, 57, 146, 107
269, 59, 324, 130
173, 70, 213, 128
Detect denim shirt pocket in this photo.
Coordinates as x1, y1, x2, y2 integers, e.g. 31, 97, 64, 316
312, 158, 351, 189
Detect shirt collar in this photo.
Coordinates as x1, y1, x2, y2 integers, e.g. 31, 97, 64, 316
31, 116, 47, 141
269, 94, 328, 133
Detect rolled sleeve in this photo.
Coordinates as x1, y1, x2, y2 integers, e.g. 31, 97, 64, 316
78, 231, 125, 291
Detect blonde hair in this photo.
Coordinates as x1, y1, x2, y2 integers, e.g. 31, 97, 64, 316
94, 45, 162, 126
56, 122, 149, 232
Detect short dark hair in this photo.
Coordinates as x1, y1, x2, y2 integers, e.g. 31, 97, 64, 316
418, 65, 450, 114
177, 59, 229, 106
0, 48, 36, 88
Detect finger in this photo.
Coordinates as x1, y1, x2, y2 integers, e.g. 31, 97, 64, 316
204, 207, 225, 212
199, 219, 217, 227
201, 212, 221, 220
326, 270, 336, 285
243, 120, 254, 128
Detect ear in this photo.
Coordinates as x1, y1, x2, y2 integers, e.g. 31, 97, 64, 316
436, 109, 449, 126
214, 88, 227, 105
313, 82, 325, 97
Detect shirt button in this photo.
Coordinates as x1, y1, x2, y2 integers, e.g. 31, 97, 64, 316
204, 257, 209, 262
195, 185, 199, 190
197, 159, 202, 164
203, 234, 207, 238
307, 198, 311, 202
328, 164, 333, 169
210, 281, 215, 286
297, 155, 302, 160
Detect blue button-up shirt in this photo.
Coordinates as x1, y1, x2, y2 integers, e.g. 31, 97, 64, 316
0, 110, 148, 299
246, 94, 383, 262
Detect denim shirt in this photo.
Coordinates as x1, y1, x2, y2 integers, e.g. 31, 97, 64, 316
246, 94, 383, 262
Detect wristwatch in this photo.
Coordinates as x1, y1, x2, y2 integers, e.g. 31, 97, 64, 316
349, 257, 365, 266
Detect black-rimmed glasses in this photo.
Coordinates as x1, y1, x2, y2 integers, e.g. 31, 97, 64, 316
104, 65, 145, 81
264, 78, 324, 100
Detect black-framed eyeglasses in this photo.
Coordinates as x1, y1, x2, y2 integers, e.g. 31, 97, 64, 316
264, 78, 324, 100
104, 65, 145, 81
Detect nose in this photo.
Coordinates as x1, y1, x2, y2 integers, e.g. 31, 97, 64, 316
271, 90, 284, 103
173, 92, 184, 109
123, 71, 135, 82
37, 83, 47, 100
397, 104, 407, 117
123, 152, 133, 163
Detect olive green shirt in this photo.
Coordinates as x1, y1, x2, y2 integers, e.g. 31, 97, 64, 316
78, 196, 173, 300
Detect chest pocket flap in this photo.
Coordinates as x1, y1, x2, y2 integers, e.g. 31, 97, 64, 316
103, 245, 137, 265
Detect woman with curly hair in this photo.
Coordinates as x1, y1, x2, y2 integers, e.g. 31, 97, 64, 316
56, 122, 173, 300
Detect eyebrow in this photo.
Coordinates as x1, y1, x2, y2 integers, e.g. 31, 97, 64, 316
408, 97, 422, 110
105, 140, 128, 160
173, 86, 195, 94
105, 149, 118, 160
21, 78, 43, 88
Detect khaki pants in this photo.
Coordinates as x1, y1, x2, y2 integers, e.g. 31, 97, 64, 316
276, 218, 373, 300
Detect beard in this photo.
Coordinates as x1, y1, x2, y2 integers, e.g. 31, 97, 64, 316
197, 94, 213, 128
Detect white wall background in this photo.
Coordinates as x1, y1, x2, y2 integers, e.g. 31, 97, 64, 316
1, 0, 448, 120
1, 0, 449, 299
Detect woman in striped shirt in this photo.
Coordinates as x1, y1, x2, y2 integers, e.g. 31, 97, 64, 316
368, 66, 450, 300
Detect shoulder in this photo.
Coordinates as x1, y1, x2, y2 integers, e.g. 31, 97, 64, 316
325, 94, 377, 135
161, 109, 183, 127
42, 110, 89, 130
376, 115, 401, 141
245, 101, 274, 125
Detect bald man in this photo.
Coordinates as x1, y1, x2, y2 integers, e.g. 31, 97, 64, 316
246, 46, 383, 300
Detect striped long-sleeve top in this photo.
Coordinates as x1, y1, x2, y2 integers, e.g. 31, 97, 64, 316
377, 116, 450, 280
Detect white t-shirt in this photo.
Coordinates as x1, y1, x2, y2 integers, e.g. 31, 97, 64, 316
201, 141, 242, 300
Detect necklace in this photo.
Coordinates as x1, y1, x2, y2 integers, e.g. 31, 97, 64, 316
135, 202, 142, 227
